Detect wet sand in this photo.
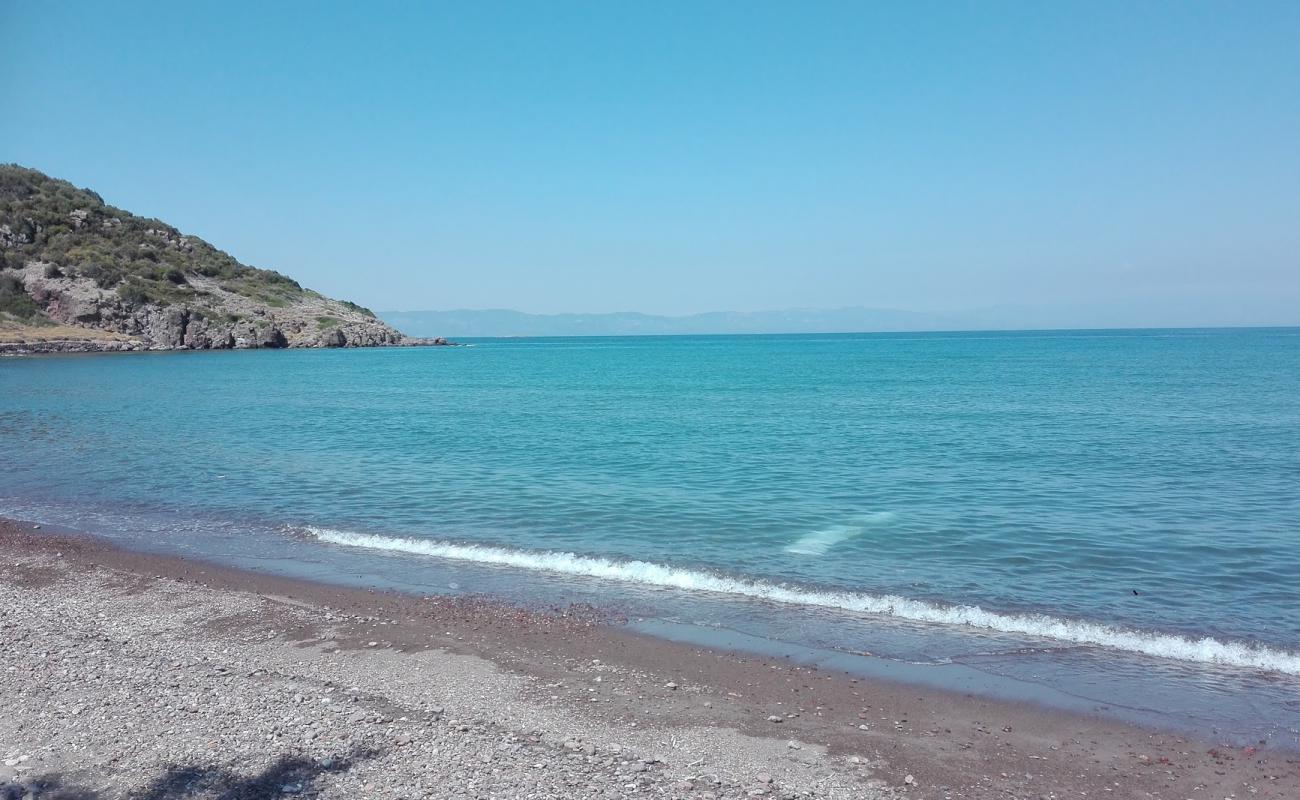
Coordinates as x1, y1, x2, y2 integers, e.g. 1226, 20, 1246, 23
2, 517, 1297, 799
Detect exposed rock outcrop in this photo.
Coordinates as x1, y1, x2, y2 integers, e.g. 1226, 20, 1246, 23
11, 262, 424, 350
0, 165, 442, 352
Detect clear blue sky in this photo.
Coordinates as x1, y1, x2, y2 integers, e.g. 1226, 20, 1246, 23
3, 1, 1298, 324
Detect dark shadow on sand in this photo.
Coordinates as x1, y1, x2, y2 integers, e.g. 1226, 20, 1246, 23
2, 747, 380, 800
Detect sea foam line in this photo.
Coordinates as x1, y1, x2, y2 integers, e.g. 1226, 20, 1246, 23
305, 526, 1300, 676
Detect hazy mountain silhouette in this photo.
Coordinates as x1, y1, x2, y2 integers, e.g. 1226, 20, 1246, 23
379, 307, 982, 337
380, 302, 1300, 338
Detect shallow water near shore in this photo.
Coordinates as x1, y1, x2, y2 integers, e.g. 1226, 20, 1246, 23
3, 329, 1300, 744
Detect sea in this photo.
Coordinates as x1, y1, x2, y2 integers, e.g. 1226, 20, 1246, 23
3, 328, 1298, 744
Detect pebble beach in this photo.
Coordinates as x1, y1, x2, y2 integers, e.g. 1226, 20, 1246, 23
3, 519, 1298, 799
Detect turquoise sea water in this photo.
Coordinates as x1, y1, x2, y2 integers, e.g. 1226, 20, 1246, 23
3, 329, 1299, 740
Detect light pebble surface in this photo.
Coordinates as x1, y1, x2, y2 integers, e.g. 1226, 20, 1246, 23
0, 548, 887, 800
3, 521, 1298, 800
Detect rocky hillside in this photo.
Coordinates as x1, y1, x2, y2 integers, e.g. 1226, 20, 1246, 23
0, 165, 429, 352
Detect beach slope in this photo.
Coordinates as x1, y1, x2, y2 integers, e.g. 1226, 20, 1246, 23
1, 520, 1295, 799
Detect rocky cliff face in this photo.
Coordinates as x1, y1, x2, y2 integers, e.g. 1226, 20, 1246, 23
0, 165, 431, 352
15, 261, 410, 351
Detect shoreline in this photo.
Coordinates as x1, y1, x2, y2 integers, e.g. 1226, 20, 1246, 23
3, 517, 1296, 799
0, 334, 453, 356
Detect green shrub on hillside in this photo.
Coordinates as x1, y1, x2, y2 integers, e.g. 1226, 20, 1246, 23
116, 280, 151, 306
0, 164, 311, 307
0, 273, 43, 320
341, 299, 376, 318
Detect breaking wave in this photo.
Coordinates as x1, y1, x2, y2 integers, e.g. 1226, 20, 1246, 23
305, 526, 1300, 676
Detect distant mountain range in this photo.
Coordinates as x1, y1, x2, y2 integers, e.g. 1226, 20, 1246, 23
379, 307, 998, 338
381, 303, 1300, 339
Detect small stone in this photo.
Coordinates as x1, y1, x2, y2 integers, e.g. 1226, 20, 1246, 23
787, 741, 801, 750
665, 682, 678, 690
766, 715, 783, 723
904, 774, 916, 786
756, 772, 774, 784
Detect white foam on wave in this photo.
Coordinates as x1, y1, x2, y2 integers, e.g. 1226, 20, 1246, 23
785, 512, 896, 556
305, 526, 1300, 676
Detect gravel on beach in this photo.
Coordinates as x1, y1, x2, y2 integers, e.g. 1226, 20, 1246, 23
0, 533, 889, 800
3, 521, 1297, 800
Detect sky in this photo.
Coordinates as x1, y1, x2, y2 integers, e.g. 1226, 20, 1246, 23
3, 1, 1299, 326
